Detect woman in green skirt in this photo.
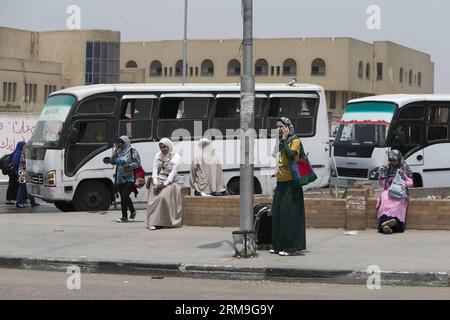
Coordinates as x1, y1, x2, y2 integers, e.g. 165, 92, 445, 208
270, 117, 306, 256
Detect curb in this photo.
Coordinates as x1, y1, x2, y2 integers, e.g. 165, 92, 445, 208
0, 257, 448, 287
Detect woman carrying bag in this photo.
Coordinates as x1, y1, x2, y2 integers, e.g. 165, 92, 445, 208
270, 117, 306, 256
110, 136, 141, 222
376, 150, 413, 234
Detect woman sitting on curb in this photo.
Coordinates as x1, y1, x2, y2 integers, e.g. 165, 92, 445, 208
376, 150, 413, 234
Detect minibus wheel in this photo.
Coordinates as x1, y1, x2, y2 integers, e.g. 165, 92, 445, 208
73, 180, 111, 212
54, 201, 75, 212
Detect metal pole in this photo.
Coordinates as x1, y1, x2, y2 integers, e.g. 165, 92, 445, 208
182, 0, 188, 85
240, 0, 255, 231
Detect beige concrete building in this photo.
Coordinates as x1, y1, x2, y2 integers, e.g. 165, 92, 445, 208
0, 26, 435, 118
0, 26, 120, 113
121, 38, 434, 117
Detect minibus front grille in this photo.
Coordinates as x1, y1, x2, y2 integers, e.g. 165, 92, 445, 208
28, 172, 44, 185
337, 168, 368, 178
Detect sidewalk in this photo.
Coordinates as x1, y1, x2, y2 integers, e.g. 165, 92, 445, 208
0, 210, 449, 287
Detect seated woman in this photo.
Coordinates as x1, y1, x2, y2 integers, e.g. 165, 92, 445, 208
146, 138, 183, 230
376, 150, 413, 234
190, 138, 226, 196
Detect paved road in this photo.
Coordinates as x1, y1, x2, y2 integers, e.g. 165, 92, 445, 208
0, 268, 449, 300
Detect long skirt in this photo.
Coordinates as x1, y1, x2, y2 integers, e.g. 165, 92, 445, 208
146, 183, 183, 228
271, 180, 306, 252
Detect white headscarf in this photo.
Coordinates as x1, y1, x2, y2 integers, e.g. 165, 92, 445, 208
156, 138, 176, 176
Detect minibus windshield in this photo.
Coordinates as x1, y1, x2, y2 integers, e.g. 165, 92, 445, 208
30, 95, 76, 147
335, 102, 397, 147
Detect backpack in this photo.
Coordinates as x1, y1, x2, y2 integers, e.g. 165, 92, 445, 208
130, 149, 145, 188
0, 153, 14, 175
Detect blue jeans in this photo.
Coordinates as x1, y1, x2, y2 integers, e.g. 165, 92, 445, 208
16, 184, 36, 206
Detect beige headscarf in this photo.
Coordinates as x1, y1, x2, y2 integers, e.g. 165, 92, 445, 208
157, 138, 175, 177
190, 138, 226, 194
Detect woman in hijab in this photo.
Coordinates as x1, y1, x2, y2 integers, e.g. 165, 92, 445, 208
190, 138, 226, 196
270, 117, 306, 256
376, 149, 413, 234
146, 138, 183, 230
111, 136, 141, 222
4, 141, 23, 205
14, 141, 39, 208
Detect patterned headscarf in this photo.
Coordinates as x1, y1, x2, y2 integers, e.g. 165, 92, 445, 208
380, 149, 413, 179
117, 135, 132, 157
277, 117, 295, 137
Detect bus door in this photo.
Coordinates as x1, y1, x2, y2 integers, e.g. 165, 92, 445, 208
65, 96, 117, 177
421, 104, 450, 186
390, 104, 426, 167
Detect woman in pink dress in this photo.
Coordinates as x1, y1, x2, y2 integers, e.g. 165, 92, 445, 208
376, 150, 413, 234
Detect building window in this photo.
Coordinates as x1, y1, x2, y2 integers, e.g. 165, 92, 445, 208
2, 82, 17, 103
86, 41, 120, 85
44, 85, 57, 103
311, 58, 326, 76
329, 91, 336, 110
276, 66, 280, 76
255, 59, 269, 76
175, 60, 186, 77
195, 67, 199, 77
169, 67, 173, 77
164, 67, 168, 77
282, 59, 297, 76
149, 60, 162, 77
227, 59, 241, 76
25, 83, 37, 103
358, 61, 363, 79
399, 68, 404, 83
418, 72, 422, 87
271, 66, 275, 76
190, 67, 193, 77
366, 63, 371, 80
409, 70, 413, 85
125, 60, 138, 68
376, 63, 383, 80
200, 59, 214, 76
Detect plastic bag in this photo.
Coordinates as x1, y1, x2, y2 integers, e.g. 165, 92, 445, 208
388, 170, 407, 199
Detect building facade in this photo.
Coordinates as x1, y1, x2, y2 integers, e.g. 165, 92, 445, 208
120, 37, 435, 118
0, 26, 434, 118
0, 26, 120, 113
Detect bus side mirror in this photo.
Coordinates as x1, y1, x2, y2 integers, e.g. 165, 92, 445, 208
103, 157, 111, 164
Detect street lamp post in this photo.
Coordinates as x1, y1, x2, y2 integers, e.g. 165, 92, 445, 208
182, 0, 188, 85
240, 0, 255, 232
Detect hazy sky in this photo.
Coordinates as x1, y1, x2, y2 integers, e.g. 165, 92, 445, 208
1, 0, 449, 92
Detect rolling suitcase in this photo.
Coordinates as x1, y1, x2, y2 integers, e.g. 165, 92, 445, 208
253, 203, 272, 249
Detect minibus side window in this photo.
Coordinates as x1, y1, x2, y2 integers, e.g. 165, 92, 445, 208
398, 106, 424, 120
427, 106, 449, 142
157, 96, 211, 140
77, 97, 116, 114
119, 99, 154, 140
